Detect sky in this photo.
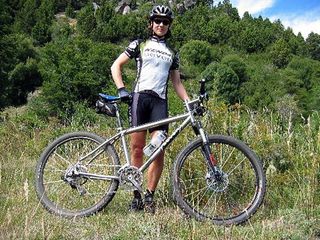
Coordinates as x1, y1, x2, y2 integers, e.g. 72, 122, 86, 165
226, 0, 320, 39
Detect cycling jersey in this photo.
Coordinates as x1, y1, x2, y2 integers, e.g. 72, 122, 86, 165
125, 36, 179, 100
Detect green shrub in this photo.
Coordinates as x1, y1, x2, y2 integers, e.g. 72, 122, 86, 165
221, 54, 248, 84
269, 38, 292, 68
38, 37, 122, 118
201, 62, 240, 104
180, 40, 220, 77
76, 3, 97, 37
215, 64, 240, 104
65, 3, 75, 18
50, 18, 74, 43
31, 0, 55, 45
0, 33, 40, 109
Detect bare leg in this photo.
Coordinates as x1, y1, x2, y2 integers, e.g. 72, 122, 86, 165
129, 131, 146, 210
147, 151, 164, 191
130, 131, 147, 168
131, 131, 164, 192
147, 131, 165, 191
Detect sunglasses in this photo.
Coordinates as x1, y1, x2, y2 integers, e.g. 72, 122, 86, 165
153, 18, 170, 26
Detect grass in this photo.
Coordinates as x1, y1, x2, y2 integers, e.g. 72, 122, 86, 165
0, 103, 319, 239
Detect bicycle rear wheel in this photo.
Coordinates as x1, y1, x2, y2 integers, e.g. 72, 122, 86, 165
35, 131, 120, 217
172, 135, 266, 225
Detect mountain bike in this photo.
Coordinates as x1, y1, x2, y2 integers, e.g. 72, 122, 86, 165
35, 79, 266, 225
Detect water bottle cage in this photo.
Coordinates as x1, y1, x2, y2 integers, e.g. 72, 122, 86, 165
143, 131, 167, 156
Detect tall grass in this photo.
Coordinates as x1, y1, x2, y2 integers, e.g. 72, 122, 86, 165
0, 102, 319, 239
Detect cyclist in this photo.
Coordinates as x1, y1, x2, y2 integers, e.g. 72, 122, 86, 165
111, 5, 189, 213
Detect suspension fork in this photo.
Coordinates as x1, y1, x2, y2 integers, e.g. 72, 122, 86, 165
192, 121, 218, 171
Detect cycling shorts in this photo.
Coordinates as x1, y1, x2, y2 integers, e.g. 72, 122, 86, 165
129, 91, 168, 133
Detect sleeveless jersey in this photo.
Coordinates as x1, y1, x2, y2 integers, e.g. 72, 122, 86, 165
124, 36, 179, 99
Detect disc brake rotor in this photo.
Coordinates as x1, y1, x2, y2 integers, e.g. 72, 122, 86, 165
205, 169, 229, 193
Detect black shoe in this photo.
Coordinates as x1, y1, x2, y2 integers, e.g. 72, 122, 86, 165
129, 197, 144, 211
144, 191, 156, 214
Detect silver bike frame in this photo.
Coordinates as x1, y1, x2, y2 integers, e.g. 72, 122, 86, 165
78, 98, 203, 180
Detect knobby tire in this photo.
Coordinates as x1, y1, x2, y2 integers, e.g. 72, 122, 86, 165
172, 135, 266, 225
35, 131, 120, 218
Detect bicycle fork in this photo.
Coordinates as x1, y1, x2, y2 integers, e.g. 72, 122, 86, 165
193, 121, 224, 182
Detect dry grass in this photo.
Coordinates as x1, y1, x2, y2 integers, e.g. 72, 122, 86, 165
0, 104, 319, 239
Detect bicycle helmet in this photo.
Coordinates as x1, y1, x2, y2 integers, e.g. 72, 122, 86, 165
149, 5, 174, 22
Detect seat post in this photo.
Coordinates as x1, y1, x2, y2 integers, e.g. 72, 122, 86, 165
114, 103, 123, 129
114, 102, 131, 164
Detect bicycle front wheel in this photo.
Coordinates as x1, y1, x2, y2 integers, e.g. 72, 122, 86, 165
172, 135, 266, 225
35, 131, 120, 217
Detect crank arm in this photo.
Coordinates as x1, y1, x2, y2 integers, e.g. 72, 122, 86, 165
129, 178, 144, 194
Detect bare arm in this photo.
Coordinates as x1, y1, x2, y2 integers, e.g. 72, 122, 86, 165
111, 53, 130, 89
170, 70, 189, 101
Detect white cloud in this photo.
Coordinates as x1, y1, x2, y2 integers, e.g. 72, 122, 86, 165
270, 11, 320, 39
229, 0, 320, 38
231, 0, 276, 16
218, 0, 320, 38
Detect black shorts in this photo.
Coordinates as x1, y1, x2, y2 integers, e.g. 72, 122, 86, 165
129, 92, 168, 133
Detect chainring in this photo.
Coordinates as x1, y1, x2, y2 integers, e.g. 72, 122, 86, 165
118, 165, 143, 190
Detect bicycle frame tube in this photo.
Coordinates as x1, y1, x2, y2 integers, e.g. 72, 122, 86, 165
121, 112, 190, 165
79, 112, 190, 166
124, 113, 189, 135
139, 115, 191, 172
77, 101, 206, 182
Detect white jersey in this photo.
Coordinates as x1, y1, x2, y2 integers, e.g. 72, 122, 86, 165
125, 36, 179, 99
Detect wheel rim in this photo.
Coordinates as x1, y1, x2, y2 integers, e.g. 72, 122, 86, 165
177, 140, 261, 222
40, 136, 119, 214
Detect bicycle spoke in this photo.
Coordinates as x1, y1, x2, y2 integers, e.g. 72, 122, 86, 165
45, 165, 65, 173
174, 135, 265, 224
36, 132, 120, 217
206, 190, 229, 219
184, 184, 208, 199
194, 185, 211, 210
56, 187, 75, 209
52, 151, 72, 166
201, 190, 215, 214
45, 181, 69, 201
82, 148, 105, 165
217, 144, 235, 169
86, 178, 109, 195
226, 158, 246, 176
211, 192, 224, 218
44, 179, 65, 185
223, 190, 243, 216
178, 176, 205, 184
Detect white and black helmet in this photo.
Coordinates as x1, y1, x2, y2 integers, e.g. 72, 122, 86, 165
149, 5, 174, 21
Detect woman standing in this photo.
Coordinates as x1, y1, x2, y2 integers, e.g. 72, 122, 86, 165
111, 5, 189, 213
